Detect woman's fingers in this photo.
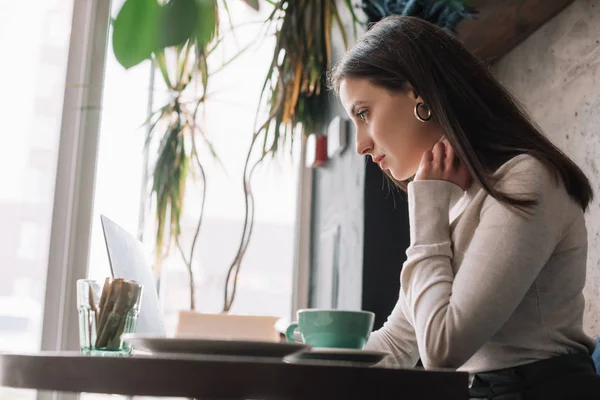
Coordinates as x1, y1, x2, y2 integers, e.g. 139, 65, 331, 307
432, 142, 445, 171
415, 150, 433, 180
415, 138, 472, 191
421, 150, 434, 170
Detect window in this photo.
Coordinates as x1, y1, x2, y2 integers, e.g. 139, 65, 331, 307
88, 1, 299, 336
0, 0, 74, 353
0, 1, 307, 399
156, 2, 299, 328
0, 1, 75, 399
87, 0, 153, 282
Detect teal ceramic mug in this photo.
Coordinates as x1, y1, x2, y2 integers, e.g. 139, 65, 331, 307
285, 309, 375, 349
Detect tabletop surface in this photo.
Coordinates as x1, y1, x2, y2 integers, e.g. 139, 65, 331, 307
0, 351, 470, 399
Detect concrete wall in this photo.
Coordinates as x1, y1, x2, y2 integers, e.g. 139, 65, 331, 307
494, 0, 600, 335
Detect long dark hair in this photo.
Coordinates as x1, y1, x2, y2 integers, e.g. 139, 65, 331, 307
328, 16, 593, 211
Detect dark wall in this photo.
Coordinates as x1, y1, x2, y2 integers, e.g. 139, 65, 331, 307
309, 122, 365, 311
361, 161, 410, 329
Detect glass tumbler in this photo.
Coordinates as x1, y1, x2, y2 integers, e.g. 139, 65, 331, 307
77, 278, 143, 355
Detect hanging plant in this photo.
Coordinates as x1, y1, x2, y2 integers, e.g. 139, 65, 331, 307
111, 0, 256, 310
146, 42, 214, 311
220, 0, 359, 313
361, 0, 477, 31
256, 0, 358, 157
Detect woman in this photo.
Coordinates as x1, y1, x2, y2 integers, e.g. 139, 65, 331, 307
328, 15, 600, 399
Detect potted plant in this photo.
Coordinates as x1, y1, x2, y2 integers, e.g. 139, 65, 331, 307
221, 0, 360, 313
111, 0, 226, 310
110, 0, 290, 340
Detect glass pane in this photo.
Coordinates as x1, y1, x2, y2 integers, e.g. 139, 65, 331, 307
87, 0, 152, 282
87, 0, 299, 337
0, 389, 37, 400
0, 0, 74, 352
0, 1, 75, 399
156, 1, 299, 330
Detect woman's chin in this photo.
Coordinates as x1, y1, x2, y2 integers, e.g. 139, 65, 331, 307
387, 168, 410, 182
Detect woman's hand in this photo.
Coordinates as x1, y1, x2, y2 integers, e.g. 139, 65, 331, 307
414, 140, 472, 191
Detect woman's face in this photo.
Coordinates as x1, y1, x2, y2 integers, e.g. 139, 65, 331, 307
339, 77, 444, 181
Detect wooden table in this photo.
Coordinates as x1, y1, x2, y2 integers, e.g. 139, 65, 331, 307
0, 352, 470, 399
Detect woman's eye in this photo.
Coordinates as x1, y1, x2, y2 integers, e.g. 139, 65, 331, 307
357, 110, 368, 121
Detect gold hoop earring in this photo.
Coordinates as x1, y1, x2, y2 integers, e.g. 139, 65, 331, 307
414, 102, 432, 122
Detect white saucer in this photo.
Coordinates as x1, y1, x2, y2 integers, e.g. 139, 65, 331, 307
309, 348, 377, 354
284, 348, 388, 366
121, 334, 308, 359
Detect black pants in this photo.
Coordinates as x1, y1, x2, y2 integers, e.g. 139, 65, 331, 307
469, 352, 600, 399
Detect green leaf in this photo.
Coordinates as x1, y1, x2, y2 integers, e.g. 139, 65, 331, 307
241, 0, 260, 11
113, 0, 216, 69
194, 0, 217, 46
112, 0, 161, 69
158, 0, 198, 49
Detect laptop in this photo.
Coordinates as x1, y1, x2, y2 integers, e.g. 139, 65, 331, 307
100, 214, 166, 336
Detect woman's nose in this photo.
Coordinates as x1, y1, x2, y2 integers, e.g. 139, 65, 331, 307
356, 132, 373, 156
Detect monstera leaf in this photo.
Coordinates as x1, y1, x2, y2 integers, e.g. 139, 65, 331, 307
112, 0, 217, 69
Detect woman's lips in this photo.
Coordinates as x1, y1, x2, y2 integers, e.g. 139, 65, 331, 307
373, 155, 385, 167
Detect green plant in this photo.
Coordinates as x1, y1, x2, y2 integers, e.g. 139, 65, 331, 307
221, 0, 359, 312
146, 43, 212, 311
361, 0, 477, 32
112, 0, 219, 69
256, 0, 358, 157
111, 0, 256, 310
108, 0, 358, 313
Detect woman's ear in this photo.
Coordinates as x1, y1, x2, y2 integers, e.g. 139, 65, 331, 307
410, 91, 424, 106
404, 84, 420, 103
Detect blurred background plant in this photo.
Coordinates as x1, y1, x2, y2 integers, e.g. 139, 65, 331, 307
222, 0, 360, 312
361, 0, 477, 31
111, 0, 258, 310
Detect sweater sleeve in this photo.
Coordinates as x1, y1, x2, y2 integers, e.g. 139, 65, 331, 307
400, 159, 563, 369
365, 291, 420, 368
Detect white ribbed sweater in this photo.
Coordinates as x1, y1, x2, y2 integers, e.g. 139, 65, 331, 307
366, 154, 595, 373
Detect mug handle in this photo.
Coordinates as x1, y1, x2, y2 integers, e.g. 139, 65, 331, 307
285, 322, 299, 343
